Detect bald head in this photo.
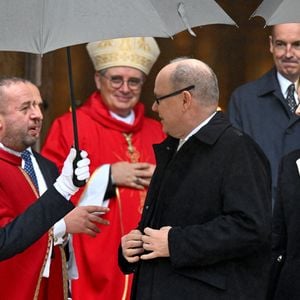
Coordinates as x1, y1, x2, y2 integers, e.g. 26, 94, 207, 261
153, 58, 219, 139
157, 58, 219, 108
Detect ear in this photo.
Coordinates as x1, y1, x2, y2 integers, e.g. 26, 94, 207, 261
181, 90, 193, 111
94, 72, 101, 90
269, 35, 274, 54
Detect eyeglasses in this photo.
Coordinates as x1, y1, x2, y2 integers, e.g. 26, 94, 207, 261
155, 85, 195, 104
100, 73, 143, 91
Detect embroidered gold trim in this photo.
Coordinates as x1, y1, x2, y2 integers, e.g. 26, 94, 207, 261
33, 229, 53, 300
60, 246, 69, 300
116, 187, 129, 300
121, 274, 129, 300
19, 167, 39, 196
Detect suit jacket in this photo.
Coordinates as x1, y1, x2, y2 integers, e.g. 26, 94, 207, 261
228, 68, 300, 196
0, 185, 74, 261
269, 149, 300, 300
0, 148, 72, 298
119, 112, 272, 300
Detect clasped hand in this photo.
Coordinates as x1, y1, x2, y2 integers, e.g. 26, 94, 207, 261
111, 162, 155, 189
121, 226, 171, 263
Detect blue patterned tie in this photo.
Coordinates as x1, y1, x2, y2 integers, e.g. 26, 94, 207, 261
287, 84, 297, 113
21, 150, 39, 191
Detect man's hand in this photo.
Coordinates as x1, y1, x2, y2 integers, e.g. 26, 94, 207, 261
64, 205, 110, 237
54, 148, 90, 198
111, 162, 155, 189
140, 226, 171, 260
121, 229, 144, 263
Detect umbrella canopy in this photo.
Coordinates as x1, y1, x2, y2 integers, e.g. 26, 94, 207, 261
0, 0, 236, 55
0, 0, 237, 185
251, 0, 300, 26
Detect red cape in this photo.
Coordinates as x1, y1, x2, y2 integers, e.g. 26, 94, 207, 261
0, 149, 49, 299
42, 92, 165, 300
0, 149, 66, 300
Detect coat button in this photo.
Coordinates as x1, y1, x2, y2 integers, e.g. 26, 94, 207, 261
145, 205, 149, 210
277, 255, 283, 262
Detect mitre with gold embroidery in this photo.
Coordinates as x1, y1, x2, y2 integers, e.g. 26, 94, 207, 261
86, 37, 160, 75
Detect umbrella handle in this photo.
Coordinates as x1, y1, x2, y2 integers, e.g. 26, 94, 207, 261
72, 148, 87, 187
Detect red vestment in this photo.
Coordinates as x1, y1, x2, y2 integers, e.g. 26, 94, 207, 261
41, 92, 165, 300
0, 149, 66, 300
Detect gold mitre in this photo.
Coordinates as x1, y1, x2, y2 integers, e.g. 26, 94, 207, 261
86, 37, 160, 75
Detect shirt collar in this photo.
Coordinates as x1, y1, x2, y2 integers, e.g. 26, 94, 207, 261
277, 71, 299, 97
109, 110, 135, 125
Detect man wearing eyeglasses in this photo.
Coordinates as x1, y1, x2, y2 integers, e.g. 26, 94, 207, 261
41, 37, 165, 300
119, 58, 272, 300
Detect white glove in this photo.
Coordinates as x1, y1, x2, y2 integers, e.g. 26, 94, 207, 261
54, 148, 90, 199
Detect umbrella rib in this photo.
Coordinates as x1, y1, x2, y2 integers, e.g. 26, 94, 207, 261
177, 2, 196, 36
250, 0, 284, 26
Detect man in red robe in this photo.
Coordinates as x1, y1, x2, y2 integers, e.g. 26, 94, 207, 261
41, 37, 166, 300
0, 77, 109, 299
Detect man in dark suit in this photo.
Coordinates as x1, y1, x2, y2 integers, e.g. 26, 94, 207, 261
0, 77, 110, 299
0, 149, 109, 261
119, 58, 272, 299
268, 147, 300, 299
228, 23, 300, 204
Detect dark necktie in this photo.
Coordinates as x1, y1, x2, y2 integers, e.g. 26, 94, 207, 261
286, 83, 297, 113
21, 150, 39, 191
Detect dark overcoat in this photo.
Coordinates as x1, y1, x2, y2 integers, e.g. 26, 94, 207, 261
269, 149, 300, 300
119, 112, 272, 300
228, 68, 300, 197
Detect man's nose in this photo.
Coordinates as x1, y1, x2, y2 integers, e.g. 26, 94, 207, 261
119, 81, 131, 92
31, 105, 43, 119
285, 44, 294, 58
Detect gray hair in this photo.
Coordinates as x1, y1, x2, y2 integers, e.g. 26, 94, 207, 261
169, 59, 219, 106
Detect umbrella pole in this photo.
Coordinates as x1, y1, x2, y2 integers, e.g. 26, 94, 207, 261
66, 47, 80, 150
66, 47, 85, 187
